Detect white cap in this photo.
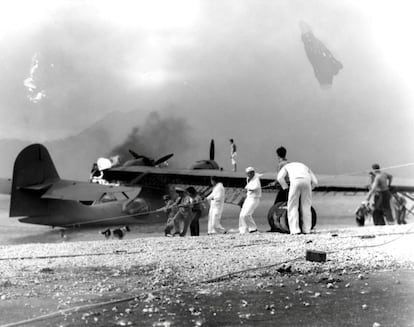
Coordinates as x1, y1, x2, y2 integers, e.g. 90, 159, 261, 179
245, 166, 255, 173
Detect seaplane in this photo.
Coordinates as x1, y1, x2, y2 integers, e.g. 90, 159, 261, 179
3, 143, 414, 234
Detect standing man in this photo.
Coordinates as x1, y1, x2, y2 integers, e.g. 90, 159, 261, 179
164, 187, 193, 237
239, 167, 261, 234
276, 146, 289, 171
162, 195, 176, 237
366, 164, 394, 225
277, 162, 318, 234
230, 139, 237, 172
206, 176, 227, 235
274, 146, 290, 204
187, 187, 204, 236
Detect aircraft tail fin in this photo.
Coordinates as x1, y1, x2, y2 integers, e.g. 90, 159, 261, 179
10, 144, 60, 217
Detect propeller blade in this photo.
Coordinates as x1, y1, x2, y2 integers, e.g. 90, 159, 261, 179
154, 153, 174, 166
128, 149, 144, 159
210, 139, 215, 161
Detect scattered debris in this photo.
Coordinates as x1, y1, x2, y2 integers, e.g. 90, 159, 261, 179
306, 250, 327, 263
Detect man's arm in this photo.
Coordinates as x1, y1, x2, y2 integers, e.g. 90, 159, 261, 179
366, 176, 379, 201
309, 169, 318, 189
206, 189, 214, 201
387, 173, 393, 187
277, 167, 289, 190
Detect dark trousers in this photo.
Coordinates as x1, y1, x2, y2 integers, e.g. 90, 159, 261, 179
274, 188, 288, 205
269, 189, 289, 231
373, 191, 394, 225
190, 210, 202, 236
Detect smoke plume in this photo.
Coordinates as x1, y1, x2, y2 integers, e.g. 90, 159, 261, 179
108, 111, 193, 167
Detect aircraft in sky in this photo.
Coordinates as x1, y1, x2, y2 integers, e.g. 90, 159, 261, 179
4, 143, 414, 234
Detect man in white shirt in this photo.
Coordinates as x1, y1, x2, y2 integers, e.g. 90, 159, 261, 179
206, 176, 227, 234
277, 162, 318, 234
239, 167, 261, 234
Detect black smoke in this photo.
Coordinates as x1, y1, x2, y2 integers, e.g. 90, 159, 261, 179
108, 111, 193, 168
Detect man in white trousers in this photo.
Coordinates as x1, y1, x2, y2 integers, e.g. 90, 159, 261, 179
239, 167, 261, 234
277, 162, 318, 234
206, 176, 227, 235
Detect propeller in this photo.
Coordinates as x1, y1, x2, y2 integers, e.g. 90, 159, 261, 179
189, 139, 219, 169
127, 149, 174, 167
153, 153, 174, 166
128, 149, 142, 159
209, 139, 215, 161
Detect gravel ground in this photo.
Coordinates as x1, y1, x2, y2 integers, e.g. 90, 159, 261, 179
0, 224, 413, 326
1, 224, 413, 286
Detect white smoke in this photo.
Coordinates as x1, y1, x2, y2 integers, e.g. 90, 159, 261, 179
23, 53, 47, 103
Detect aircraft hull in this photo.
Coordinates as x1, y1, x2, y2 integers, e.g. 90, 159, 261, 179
17, 199, 167, 227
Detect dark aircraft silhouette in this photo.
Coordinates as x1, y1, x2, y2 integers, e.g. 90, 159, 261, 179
8, 144, 188, 227
300, 21, 343, 88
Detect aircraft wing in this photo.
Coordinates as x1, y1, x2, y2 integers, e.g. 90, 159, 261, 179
104, 166, 414, 194
22, 179, 138, 201
104, 166, 366, 190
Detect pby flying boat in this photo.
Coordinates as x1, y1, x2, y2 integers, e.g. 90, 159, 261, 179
6, 143, 414, 233
8, 144, 193, 228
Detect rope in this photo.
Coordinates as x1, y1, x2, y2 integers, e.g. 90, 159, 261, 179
326, 223, 414, 253
60, 199, 208, 227
200, 256, 303, 284
0, 295, 139, 327
313, 162, 414, 180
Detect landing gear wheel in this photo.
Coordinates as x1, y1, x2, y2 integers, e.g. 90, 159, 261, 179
267, 202, 317, 233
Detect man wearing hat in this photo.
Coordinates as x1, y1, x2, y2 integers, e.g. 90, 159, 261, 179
164, 187, 193, 236
239, 167, 261, 234
366, 164, 394, 225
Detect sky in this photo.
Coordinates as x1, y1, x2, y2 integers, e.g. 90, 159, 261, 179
0, 0, 413, 177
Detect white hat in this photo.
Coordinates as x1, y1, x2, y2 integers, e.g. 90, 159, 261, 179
175, 186, 185, 192
245, 166, 255, 173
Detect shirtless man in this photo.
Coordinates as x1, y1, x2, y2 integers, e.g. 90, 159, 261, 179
230, 139, 237, 172
366, 164, 394, 225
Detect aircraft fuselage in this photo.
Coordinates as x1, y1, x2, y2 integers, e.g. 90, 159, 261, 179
17, 198, 165, 227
